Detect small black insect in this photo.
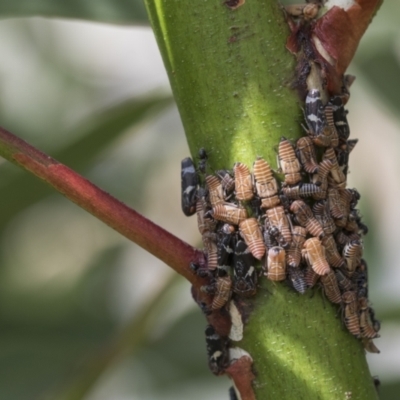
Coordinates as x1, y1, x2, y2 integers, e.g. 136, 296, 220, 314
232, 240, 257, 297
372, 376, 381, 392
250, 196, 263, 219
336, 146, 349, 172
205, 325, 229, 375
269, 224, 290, 249
217, 224, 236, 267
344, 210, 362, 235
328, 95, 350, 144
351, 211, 368, 235
279, 192, 292, 212
199, 301, 212, 316
353, 261, 368, 298
228, 386, 239, 400
287, 266, 307, 294
369, 307, 381, 333
348, 188, 361, 210
198, 147, 208, 174
181, 157, 198, 216
336, 139, 358, 175
263, 224, 279, 250
190, 262, 211, 279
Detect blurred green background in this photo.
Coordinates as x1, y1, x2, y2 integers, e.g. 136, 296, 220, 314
0, 1, 398, 399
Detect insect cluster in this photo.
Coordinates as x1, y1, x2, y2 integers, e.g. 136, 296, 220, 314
181, 88, 380, 376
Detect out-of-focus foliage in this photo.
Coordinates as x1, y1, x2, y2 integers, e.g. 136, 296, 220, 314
353, 0, 399, 117
0, 1, 398, 400
0, 16, 222, 400
351, 4, 400, 398
0, 95, 172, 228
0, 0, 148, 24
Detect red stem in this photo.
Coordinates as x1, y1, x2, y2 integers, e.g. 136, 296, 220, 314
0, 126, 206, 287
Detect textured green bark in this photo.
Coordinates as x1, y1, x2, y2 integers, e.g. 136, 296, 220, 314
247, 281, 377, 399
146, 0, 302, 168
144, 1, 379, 399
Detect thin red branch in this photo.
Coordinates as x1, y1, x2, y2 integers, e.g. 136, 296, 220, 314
226, 356, 256, 400
0, 126, 206, 287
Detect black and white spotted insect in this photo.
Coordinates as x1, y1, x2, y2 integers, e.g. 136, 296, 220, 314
217, 223, 236, 267
232, 240, 258, 297
205, 324, 229, 375
305, 89, 325, 135
181, 157, 198, 216
328, 95, 350, 144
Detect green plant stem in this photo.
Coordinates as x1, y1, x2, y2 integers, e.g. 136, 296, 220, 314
144, 1, 379, 399
0, 126, 205, 287
146, 0, 303, 168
